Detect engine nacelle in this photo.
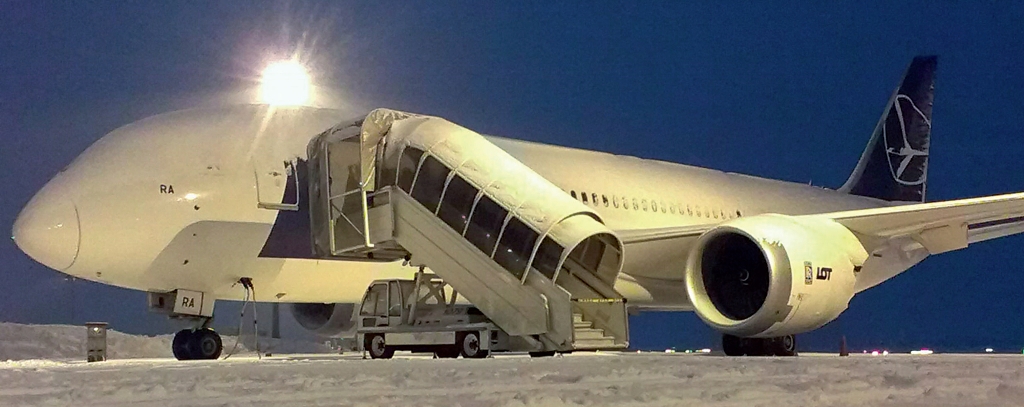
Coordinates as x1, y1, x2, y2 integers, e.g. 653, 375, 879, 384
290, 303, 358, 336
684, 214, 868, 337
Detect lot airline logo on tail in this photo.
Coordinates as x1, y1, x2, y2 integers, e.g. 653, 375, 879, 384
884, 94, 930, 186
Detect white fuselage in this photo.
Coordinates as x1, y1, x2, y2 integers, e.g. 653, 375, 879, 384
12, 105, 894, 308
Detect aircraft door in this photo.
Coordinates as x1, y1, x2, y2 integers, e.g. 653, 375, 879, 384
255, 158, 300, 210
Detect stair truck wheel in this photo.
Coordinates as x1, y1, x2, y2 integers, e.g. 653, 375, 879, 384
366, 334, 394, 359
458, 331, 489, 359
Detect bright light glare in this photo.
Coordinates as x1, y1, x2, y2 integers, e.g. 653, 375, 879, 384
260, 61, 311, 106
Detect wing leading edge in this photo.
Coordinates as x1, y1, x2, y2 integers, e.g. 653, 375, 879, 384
612, 192, 1024, 292
812, 191, 1024, 255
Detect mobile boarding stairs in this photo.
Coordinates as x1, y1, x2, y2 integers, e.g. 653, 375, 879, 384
305, 109, 629, 353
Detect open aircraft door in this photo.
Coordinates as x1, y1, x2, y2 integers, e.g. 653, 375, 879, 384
254, 158, 301, 211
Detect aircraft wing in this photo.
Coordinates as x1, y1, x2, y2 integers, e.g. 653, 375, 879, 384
614, 192, 1024, 257
807, 192, 1024, 255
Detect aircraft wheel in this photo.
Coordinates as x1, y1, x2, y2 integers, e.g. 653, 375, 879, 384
768, 335, 797, 356
366, 334, 394, 359
458, 332, 489, 359
740, 337, 769, 356
529, 351, 556, 358
722, 334, 743, 356
172, 329, 193, 360
187, 329, 223, 360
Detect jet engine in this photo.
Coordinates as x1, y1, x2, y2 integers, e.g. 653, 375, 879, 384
684, 214, 869, 338
290, 303, 358, 336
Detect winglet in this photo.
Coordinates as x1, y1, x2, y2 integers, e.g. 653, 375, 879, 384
839, 56, 937, 203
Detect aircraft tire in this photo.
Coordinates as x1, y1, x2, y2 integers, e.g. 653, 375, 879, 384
740, 337, 769, 356
768, 335, 797, 357
187, 329, 223, 360
722, 334, 743, 356
172, 329, 193, 360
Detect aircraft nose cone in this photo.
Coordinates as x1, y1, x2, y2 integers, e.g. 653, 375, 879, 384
12, 185, 80, 271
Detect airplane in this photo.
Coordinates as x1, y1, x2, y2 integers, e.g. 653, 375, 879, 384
13, 55, 1024, 359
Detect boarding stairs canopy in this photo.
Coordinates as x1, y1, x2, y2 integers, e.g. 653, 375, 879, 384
306, 109, 630, 352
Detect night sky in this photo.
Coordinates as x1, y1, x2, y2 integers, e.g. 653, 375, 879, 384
3, 1, 1024, 352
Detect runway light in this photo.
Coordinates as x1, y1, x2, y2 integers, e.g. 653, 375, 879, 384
910, 349, 933, 355
699, 348, 711, 353
260, 60, 311, 106
871, 350, 879, 356
985, 348, 994, 353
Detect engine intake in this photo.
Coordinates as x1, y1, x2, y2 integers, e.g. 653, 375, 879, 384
290, 303, 357, 336
701, 232, 771, 321
685, 214, 868, 337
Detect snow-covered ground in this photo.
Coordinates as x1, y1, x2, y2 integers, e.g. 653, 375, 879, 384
2, 323, 1024, 406
0, 322, 331, 361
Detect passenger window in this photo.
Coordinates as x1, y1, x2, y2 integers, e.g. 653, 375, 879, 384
360, 283, 386, 316
581, 192, 589, 204
670, 204, 676, 214
623, 196, 629, 210
705, 207, 711, 218
612, 196, 619, 208
602, 195, 609, 207
695, 205, 702, 217
687, 205, 693, 216
713, 209, 719, 219
651, 200, 657, 212
493, 217, 539, 279
438, 175, 478, 234
632, 198, 638, 210
736, 210, 743, 217
592, 193, 598, 205
642, 199, 648, 211
532, 236, 563, 279
411, 156, 450, 213
464, 196, 509, 256
570, 190, 577, 199
396, 147, 424, 192
661, 201, 667, 213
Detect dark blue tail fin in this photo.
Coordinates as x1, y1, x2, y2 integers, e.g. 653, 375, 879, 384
840, 56, 936, 203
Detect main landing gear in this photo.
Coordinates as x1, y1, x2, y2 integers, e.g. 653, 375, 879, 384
722, 334, 797, 357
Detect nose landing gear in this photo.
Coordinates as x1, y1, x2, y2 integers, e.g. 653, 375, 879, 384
172, 328, 224, 360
